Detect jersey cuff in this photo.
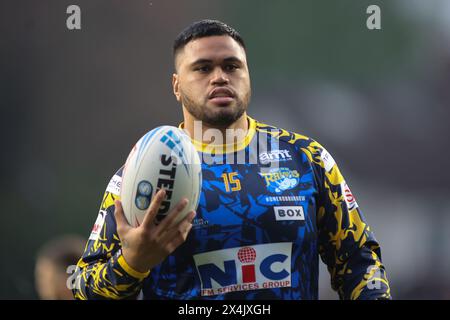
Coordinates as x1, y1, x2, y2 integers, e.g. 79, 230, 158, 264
117, 255, 150, 279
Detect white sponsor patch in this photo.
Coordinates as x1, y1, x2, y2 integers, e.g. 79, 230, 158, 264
320, 149, 336, 172
341, 181, 359, 211
106, 174, 121, 195
274, 206, 305, 221
259, 149, 292, 164
194, 243, 292, 296
89, 210, 106, 240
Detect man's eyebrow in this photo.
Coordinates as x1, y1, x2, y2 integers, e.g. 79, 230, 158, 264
223, 57, 243, 64
190, 56, 243, 66
190, 59, 213, 66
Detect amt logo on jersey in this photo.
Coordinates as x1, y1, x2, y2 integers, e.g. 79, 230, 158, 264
193, 243, 292, 296
259, 149, 292, 164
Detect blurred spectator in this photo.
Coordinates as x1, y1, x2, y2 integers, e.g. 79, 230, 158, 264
34, 235, 86, 300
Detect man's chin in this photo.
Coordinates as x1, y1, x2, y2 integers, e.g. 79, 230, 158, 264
202, 107, 245, 128
206, 99, 235, 109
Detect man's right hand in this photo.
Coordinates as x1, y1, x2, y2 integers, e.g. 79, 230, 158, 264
114, 189, 196, 273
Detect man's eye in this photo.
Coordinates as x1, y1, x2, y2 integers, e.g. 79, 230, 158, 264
196, 66, 211, 72
224, 64, 238, 71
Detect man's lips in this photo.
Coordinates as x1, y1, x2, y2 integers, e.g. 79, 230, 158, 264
209, 96, 235, 104
208, 87, 235, 98
208, 88, 235, 105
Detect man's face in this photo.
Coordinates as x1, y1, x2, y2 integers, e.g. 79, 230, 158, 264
173, 35, 251, 128
35, 258, 74, 300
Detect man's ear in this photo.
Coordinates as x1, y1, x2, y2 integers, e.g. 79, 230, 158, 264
172, 73, 181, 102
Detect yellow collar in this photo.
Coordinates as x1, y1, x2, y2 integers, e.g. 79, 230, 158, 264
178, 116, 257, 154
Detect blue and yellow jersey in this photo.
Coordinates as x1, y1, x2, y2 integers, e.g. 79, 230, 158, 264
73, 116, 391, 300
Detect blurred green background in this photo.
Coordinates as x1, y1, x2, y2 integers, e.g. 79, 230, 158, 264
2, 0, 450, 299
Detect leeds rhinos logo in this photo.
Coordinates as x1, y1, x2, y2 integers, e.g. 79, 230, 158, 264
259, 167, 300, 194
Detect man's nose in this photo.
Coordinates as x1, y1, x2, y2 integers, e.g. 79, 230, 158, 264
210, 67, 229, 85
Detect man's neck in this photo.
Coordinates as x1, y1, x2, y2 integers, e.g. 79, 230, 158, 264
182, 109, 249, 146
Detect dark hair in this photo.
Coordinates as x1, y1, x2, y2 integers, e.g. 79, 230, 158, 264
173, 19, 246, 58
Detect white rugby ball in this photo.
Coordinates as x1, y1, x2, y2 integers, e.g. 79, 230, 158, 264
120, 126, 202, 227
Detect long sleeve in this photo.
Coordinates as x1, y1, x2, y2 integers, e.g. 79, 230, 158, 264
303, 141, 391, 300
73, 168, 150, 300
